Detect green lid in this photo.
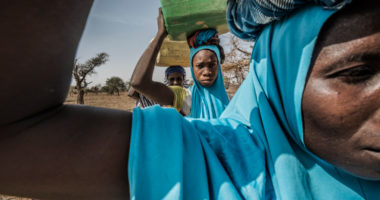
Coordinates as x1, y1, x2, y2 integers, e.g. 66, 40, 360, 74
160, 0, 228, 41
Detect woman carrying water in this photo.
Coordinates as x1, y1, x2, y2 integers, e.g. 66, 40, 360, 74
130, 9, 229, 118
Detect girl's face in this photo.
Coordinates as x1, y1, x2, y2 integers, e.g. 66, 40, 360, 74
302, 2, 380, 179
167, 72, 184, 87
192, 50, 218, 87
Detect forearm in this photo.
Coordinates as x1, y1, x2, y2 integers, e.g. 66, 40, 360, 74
129, 31, 175, 105
127, 87, 139, 100
130, 31, 167, 89
138, 82, 175, 106
129, 9, 174, 106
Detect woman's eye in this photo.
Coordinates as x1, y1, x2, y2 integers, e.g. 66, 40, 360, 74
332, 65, 375, 84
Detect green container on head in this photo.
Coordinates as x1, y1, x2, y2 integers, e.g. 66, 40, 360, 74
160, 0, 229, 41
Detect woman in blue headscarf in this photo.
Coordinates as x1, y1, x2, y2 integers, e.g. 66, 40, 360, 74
129, 0, 380, 199
186, 29, 230, 119
130, 9, 228, 118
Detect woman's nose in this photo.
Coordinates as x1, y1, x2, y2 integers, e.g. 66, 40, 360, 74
202, 68, 212, 76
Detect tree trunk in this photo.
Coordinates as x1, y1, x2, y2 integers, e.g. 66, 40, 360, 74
77, 89, 85, 104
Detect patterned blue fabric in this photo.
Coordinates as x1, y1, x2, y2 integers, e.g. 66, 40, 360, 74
227, 0, 352, 40
129, 3, 380, 200
188, 45, 229, 119
194, 29, 218, 47
165, 66, 185, 78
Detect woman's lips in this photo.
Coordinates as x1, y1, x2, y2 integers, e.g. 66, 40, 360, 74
201, 79, 213, 83
362, 141, 380, 161
364, 147, 380, 153
363, 149, 380, 165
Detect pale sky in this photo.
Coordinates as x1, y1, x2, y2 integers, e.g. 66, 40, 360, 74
76, 0, 169, 86
75, 0, 251, 87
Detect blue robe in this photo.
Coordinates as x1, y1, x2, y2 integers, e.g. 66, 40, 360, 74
129, 4, 380, 200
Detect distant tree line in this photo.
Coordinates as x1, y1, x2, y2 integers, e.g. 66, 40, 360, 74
72, 52, 131, 104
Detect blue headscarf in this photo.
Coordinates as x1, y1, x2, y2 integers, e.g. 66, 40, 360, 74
165, 66, 185, 78
188, 29, 219, 47
129, 2, 379, 200
188, 32, 229, 119
227, 0, 351, 40
220, 2, 380, 199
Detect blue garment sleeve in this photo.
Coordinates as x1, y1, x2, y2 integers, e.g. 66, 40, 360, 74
128, 106, 271, 199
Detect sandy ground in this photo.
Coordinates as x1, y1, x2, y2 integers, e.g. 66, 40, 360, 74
64, 91, 137, 111
64, 86, 239, 110
0, 196, 32, 200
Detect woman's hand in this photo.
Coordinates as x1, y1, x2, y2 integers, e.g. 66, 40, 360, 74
157, 8, 168, 37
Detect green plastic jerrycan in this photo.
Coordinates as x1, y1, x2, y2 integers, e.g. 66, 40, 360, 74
160, 0, 229, 41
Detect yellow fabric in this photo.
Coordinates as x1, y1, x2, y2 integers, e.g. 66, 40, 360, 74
169, 86, 187, 112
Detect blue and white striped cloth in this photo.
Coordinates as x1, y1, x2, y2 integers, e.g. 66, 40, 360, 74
227, 0, 352, 40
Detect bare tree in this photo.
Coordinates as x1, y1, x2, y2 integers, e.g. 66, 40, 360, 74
221, 34, 253, 89
69, 86, 77, 96
73, 53, 109, 104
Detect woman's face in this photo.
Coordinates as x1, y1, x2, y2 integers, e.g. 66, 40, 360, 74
302, 2, 380, 179
192, 50, 218, 87
167, 72, 184, 87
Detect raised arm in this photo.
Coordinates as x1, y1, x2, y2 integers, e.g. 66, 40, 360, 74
130, 8, 175, 106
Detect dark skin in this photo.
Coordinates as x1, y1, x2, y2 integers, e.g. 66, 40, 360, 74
303, 1, 380, 179
128, 71, 184, 101
1, 0, 380, 199
192, 50, 219, 87
128, 72, 184, 101
129, 9, 175, 106
167, 72, 185, 87
0, 1, 130, 199
127, 87, 140, 100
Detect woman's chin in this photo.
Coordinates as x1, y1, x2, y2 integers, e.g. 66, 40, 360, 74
199, 80, 215, 87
